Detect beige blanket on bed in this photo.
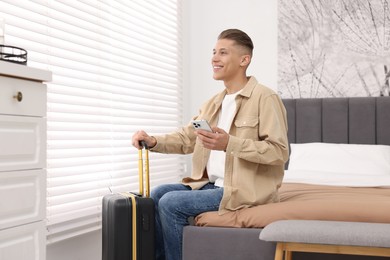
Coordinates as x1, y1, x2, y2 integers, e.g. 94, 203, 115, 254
195, 183, 390, 228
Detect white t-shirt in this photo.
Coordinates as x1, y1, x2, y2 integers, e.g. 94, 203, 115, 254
207, 91, 240, 187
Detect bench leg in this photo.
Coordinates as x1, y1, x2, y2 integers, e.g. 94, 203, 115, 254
285, 250, 292, 260
274, 243, 284, 260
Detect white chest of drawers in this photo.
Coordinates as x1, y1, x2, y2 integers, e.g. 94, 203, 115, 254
0, 60, 51, 260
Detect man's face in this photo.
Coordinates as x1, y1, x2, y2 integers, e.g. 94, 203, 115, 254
211, 39, 245, 81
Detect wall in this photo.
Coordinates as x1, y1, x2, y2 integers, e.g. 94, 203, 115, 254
46, 1, 277, 259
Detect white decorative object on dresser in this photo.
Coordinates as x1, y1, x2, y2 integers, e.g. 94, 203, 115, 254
0, 60, 51, 260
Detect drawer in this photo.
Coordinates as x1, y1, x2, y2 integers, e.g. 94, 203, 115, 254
0, 169, 45, 230
0, 115, 45, 172
0, 221, 46, 260
0, 76, 46, 117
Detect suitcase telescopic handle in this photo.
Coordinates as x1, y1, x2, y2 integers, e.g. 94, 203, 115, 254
138, 141, 150, 197
139, 140, 149, 149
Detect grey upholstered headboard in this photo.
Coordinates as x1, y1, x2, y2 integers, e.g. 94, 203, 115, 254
282, 97, 390, 146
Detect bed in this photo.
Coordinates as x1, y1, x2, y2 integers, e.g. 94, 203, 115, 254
182, 97, 390, 260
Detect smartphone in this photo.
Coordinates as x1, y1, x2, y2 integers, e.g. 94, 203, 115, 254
191, 119, 213, 132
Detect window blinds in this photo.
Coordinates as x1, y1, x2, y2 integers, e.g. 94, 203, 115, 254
0, 0, 184, 244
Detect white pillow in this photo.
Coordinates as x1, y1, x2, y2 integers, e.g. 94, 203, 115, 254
288, 143, 390, 176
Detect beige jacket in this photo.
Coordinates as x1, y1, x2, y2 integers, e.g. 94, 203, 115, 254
151, 77, 289, 214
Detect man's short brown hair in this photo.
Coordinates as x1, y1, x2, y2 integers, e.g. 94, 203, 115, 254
218, 29, 254, 56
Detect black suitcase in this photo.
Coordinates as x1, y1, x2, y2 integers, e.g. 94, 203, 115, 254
102, 142, 155, 260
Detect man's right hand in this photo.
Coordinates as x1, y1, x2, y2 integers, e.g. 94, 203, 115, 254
131, 130, 157, 149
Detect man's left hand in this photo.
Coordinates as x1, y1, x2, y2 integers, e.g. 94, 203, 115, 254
194, 127, 229, 151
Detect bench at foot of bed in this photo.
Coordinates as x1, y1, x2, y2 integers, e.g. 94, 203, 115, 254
260, 220, 390, 260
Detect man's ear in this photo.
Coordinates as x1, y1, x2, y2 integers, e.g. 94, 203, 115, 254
240, 55, 251, 67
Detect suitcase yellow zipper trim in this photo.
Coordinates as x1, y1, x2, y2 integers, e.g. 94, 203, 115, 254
130, 195, 137, 260
120, 192, 137, 260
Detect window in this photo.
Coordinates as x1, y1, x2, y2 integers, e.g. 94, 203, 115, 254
0, 0, 184, 243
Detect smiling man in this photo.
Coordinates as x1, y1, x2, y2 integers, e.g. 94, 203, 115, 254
132, 29, 289, 260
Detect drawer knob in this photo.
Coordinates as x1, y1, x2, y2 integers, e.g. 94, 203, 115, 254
14, 91, 23, 102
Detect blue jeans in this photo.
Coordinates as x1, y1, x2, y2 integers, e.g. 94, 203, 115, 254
150, 183, 223, 260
